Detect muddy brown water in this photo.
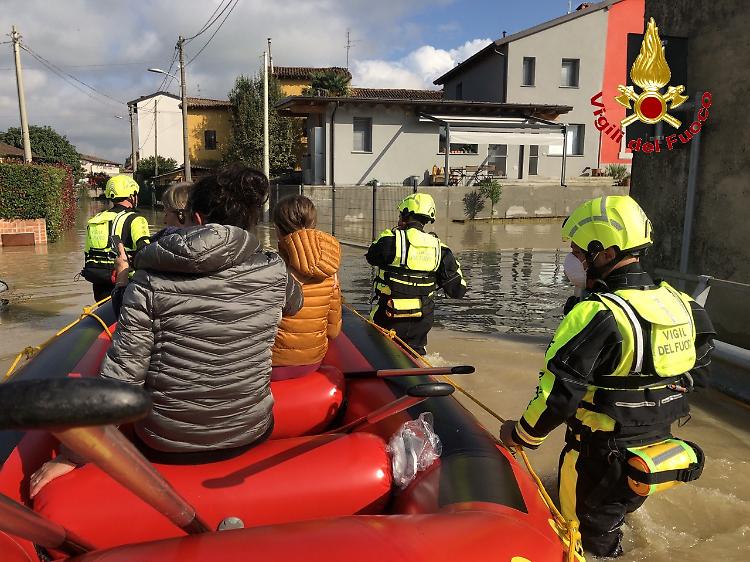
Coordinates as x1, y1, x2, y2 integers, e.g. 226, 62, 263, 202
1, 202, 748, 561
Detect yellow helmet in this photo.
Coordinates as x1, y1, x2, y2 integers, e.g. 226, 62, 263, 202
562, 195, 653, 254
105, 175, 140, 199
398, 193, 436, 223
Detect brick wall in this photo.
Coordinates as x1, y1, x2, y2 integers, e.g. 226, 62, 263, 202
0, 218, 47, 246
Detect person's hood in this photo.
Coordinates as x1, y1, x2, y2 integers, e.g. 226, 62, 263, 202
134, 224, 261, 274
278, 229, 340, 281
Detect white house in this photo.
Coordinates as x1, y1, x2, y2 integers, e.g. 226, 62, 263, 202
79, 153, 120, 176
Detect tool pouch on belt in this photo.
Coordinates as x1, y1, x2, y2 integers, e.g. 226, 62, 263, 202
80, 265, 115, 285
385, 297, 432, 319
625, 438, 704, 496
588, 384, 690, 434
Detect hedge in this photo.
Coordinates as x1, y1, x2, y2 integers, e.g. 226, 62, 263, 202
0, 162, 77, 242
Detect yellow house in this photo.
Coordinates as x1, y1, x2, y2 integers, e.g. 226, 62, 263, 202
186, 97, 233, 168
272, 66, 352, 97
272, 67, 352, 170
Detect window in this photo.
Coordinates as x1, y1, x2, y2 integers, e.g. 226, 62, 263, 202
455, 82, 463, 100
568, 124, 585, 155
439, 127, 478, 154
528, 145, 539, 175
561, 58, 580, 87
522, 57, 536, 86
204, 130, 217, 150
488, 144, 507, 176
549, 124, 585, 156
353, 117, 372, 152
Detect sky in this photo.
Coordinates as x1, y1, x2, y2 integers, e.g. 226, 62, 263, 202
0, 0, 580, 162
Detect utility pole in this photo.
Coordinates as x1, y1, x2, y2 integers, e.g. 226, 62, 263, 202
263, 50, 270, 180
129, 105, 138, 173
11, 25, 32, 163
154, 98, 159, 177
178, 36, 191, 182
267, 37, 273, 74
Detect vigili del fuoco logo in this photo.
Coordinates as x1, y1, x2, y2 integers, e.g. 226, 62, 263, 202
590, 18, 712, 153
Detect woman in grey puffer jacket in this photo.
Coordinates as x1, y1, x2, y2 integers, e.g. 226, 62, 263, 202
31, 164, 303, 495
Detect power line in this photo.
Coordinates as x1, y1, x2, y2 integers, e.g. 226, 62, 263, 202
187, 0, 241, 66
20, 43, 125, 107
184, 0, 234, 42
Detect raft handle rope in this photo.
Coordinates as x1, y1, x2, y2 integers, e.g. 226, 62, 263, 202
344, 302, 586, 562
3, 297, 113, 382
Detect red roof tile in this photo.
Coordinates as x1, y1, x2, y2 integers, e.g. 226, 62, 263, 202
272, 66, 352, 80
349, 88, 443, 100
186, 97, 232, 108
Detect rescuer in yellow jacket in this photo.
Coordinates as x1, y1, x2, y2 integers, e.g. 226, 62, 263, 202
500, 195, 715, 558
366, 193, 466, 355
81, 175, 150, 301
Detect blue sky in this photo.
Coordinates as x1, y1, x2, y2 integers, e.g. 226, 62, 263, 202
393, 0, 576, 55
0, 0, 583, 160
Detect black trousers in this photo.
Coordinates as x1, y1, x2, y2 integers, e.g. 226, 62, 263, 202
371, 304, 433, 356
92, 283, 114, 303
558, 440, 647, 558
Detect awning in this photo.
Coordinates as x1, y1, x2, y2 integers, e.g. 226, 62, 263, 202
419, 112, 569, 187
418, 114, 565, 147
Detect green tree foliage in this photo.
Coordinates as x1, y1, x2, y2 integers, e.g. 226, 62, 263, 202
462, 190, 485, 220
304, 70, 350, 97
225, 74, 297, 176
0, 125, 83, 180
136, 156, 178, 181
0, 162, 75, 241
478, 178, 503, 218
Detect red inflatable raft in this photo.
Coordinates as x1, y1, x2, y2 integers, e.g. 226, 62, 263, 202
0, 303, 570, 561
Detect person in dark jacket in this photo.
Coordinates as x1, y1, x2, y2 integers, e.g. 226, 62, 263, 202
366, 193, 466, 355
30, 164, 303, 497
499, 196, 715, 558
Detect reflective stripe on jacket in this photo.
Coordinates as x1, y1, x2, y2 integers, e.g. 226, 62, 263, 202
372, 227, 441, 298
514, 271, 715, 450
84, 207, 150, 268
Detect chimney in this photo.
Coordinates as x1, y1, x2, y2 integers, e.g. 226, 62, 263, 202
502, 30, 507, 37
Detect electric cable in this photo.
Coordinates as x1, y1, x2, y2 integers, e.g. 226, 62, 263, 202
187, 0, 240, 65
20, 42, 125, 107
183, 0, 234, 42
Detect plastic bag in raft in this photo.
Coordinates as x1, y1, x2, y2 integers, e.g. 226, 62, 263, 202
387, 412, 442, 489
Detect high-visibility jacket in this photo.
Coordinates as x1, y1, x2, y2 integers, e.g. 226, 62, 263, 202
82, 205, 150, 281
512, 265, 715, 450
366, 222, 466, 319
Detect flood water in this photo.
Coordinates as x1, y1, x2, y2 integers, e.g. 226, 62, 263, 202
1, 201, 749, 561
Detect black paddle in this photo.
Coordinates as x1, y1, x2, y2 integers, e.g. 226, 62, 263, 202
346, 365, 474, 378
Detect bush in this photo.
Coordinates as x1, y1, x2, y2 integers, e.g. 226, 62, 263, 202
0, 162, 76, 242
463, 190, 485, 220
605, 164, 628, 185
87, 172, 109, 192
0, 125, 83, 181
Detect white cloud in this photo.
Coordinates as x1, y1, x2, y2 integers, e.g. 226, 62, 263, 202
351, 37, 490, 89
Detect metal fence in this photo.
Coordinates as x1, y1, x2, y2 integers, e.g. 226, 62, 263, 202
270, 184, 417, 247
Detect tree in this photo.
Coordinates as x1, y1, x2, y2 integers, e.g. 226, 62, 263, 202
0, 125, 83, 180
478, 178, 503, 219
305, 70, 350, 97
225, 74, 297, 176
136, 156, 178, 181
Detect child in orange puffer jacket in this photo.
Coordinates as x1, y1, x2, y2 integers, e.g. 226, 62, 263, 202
271, 195, 342, 379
